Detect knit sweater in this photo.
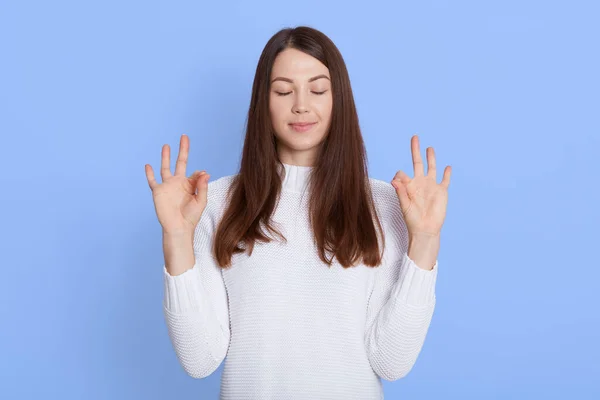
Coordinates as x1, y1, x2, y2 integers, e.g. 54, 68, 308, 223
162, 162, 439, 400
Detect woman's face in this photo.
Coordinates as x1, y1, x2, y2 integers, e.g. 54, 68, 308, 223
269, 48, 333, 166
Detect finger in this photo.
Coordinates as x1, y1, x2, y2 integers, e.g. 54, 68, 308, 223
392, 170, 411, 185
145, 164, 158, 190
187, 170, 200, 190
187, 170, 201, 181
396, 170, 418, 197
161, 144, 172, 181
194, 171, 210, 205
427, 147, 436, 180
174, 134, 189, 177
411, 135, 425, 177
392, 180, 410, 214
441, 165, 452, 189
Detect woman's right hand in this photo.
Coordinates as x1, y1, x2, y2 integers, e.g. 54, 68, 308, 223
145, 134, 210, 235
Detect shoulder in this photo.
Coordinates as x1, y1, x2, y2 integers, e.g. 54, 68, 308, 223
368, 177, 409, 253
193, 173, 238, 236
207, 173, 237, 202
202, 173, 238, 221
368, 177, 401, 217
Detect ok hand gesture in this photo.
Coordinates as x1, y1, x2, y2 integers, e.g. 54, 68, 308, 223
391, 135, 451, 237
145, 134, 210, 235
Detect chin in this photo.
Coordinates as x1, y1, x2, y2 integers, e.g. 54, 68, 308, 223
277, 134, 323, 151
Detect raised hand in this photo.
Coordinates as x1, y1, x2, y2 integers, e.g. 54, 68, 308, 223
145, 134, 210, 235
391, 135, 451, 237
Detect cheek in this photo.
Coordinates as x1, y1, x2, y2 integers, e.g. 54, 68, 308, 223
317, 98, 333, 120
269, 99, 286, 124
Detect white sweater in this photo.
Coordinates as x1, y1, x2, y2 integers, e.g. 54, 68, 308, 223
162, 162, 439, 400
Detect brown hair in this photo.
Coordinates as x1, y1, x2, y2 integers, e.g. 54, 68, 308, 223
213, 26, 385, 269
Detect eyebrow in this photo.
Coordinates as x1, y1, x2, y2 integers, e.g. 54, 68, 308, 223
271, 74, 330, 84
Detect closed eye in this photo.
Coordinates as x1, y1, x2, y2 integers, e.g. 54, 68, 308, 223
275, 91, 328, 96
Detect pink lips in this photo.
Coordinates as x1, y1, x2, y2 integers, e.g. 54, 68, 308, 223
289, 122, 317, 132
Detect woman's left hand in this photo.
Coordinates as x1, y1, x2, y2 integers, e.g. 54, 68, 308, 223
391, 135, 451, 237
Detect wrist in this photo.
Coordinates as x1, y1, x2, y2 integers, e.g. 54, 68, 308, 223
408, 231, 440, 241
407, 233, 440, 271
163, 229, 194, 240
162, 231, 195, 276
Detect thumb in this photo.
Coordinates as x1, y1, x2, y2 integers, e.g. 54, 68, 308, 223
194, 171, 210, 204
391, 180, 410, 215
188, 170, 201, 182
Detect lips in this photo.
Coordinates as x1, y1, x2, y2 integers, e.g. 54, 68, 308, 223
289, 122, 317, 132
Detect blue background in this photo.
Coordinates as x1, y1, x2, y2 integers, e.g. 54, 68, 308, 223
1, 0, 599, 398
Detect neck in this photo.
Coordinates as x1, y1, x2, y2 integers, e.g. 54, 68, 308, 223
279, 162, 313, 193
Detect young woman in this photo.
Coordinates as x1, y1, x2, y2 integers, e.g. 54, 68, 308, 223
145, 26, 451, 400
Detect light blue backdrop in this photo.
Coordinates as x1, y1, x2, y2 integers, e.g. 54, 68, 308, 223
1, 0, 598, 399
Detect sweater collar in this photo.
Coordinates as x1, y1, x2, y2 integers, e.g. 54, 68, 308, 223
279, 162, 313, 193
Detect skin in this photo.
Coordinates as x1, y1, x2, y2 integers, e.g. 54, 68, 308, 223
269, 48, 333, 167
392, 135, 452, 270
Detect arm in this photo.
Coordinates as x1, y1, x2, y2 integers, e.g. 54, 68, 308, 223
364, 186, 438, 381
162, 199, 231, 379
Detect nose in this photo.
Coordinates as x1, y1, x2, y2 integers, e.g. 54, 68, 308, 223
292, 93, 308, 114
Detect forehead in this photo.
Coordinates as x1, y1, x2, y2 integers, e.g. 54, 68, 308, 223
271, 48, 329, 78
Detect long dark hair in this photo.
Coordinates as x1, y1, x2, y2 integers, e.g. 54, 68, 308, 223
213, 26, 385, 269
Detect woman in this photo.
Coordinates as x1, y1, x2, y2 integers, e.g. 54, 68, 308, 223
145, 26, 451, 400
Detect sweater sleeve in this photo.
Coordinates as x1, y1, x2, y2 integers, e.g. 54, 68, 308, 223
162, 198, 231, 379
364, 184, 438, 381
